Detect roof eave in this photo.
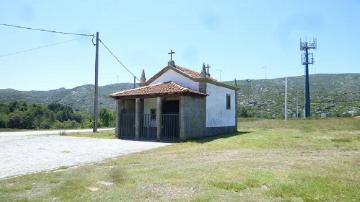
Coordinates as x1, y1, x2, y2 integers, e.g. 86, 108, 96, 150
109, 92, 206, 99
145, 65, 200, 85
194, 78, 238, 90
145, 65, 238, 90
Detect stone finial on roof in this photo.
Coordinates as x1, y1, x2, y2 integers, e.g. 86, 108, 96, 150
139, 69, 146, 86
206, 64, 211, 77
168, 49, 176, 67
168, 60, 175, 66
200, 63, 207, 77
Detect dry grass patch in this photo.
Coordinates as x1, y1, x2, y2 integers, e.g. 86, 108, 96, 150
63, 130, 116, 139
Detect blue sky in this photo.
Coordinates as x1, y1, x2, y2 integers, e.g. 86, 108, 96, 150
0, 0, 359, 90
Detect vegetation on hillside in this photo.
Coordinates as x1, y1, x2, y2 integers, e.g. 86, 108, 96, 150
230, 73, 360, 118
0, 74, 359, 118
0, 101, 115, 129
0, 118, 359, 201
0, 83, 134, 112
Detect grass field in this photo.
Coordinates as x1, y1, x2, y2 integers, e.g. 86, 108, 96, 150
0, 118, 359, 201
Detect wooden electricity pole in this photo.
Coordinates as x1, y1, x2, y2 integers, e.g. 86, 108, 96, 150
93, 32, 99, 132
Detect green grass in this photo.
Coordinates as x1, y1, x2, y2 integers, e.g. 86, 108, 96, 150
62, 130, 116, 139
0, 128, 28, 132
0, 118, 359, 201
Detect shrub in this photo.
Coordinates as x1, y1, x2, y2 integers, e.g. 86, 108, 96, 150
0, 114, 8, 128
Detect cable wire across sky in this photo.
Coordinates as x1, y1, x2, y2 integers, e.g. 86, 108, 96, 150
0, 37, 83, 58
0, 23, 94, 37
99, 39, 139, 81
1, 23, 138, 81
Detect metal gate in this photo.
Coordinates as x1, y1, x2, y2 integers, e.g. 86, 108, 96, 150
141, 114, 157, 139
119, 113, 179, 141
161, 114, 179, 140
119, 113, 135, 139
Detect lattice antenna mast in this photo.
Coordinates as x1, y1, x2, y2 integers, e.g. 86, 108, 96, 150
300, 37, 317, 118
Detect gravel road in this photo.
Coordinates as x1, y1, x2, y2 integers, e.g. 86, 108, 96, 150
0, 130, 170, 179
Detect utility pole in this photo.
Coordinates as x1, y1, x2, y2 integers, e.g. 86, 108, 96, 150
300, 38, 317, 118
296, 94, 299, 119
261, 66, 267, 79
284, 77, 288, 121
93, 32, 99, 133
133, 76, 136, 88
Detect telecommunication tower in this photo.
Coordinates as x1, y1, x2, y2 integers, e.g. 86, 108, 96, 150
300, 38, 317, 118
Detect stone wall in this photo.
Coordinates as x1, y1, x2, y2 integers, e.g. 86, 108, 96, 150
199, 82, 207, 94
179, 96, 206, 139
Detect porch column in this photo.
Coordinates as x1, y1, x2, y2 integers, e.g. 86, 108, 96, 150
115, 99, 120, 138
179, 96, 186, 140
156, 97, 162, 141
135, 98, 141, 140
116, 99, 123, 138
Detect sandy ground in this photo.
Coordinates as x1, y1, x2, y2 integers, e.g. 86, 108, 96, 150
0, 132, 170, 179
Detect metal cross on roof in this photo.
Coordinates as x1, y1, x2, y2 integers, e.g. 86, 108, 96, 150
168, 49, 175, 61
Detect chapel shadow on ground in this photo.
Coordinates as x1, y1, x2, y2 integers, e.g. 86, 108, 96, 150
188, 131, 252, 144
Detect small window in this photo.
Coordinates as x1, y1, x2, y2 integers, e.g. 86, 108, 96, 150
150, 109, 156, 120
226, 94, 231, 110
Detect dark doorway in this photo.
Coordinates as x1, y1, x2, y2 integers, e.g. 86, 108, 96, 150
161, 100, 179, 140
162, 100, 179, 114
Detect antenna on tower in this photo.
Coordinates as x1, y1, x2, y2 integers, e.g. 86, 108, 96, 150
300, 37, 317, 118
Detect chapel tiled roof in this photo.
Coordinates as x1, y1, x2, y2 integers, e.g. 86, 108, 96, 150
110, 82, 206, 98
145, 64, 222, 85
174, 65, 203, 79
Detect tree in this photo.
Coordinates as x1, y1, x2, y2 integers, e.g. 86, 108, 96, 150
1, 101, 94, 129
99, 108, 115, 127
239, 106, 251, 118
0, 114, 8, 128
8, 111, 33, 129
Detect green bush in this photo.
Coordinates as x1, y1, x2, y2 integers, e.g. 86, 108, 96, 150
0, 114, 8, 128
99, 108, 115, 127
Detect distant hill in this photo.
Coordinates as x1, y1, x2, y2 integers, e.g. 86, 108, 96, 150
0, 83, 134, 112
0, 73, 359, 118
227, 73, 360, 118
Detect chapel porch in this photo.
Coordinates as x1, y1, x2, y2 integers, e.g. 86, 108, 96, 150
111, 82, 207, 141
116, 97, 180, 141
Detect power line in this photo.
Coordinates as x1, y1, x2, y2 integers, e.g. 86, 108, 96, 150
0, 23, 94, 37
0, 37, 82, 58
99, 39, 139, 81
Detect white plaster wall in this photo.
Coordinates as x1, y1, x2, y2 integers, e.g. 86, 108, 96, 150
144, 98, 156, 114
206, 83, 236, 127
150, 69, 199, 91
143, 98, 157, 127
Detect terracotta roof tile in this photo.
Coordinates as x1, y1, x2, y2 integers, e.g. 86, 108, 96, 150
174, 65, 203, 79
145, 64, 221, 86
110, 82, 206, 98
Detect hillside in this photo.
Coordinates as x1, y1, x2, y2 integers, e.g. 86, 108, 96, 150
229, 73, 360, 118
0, 83, 134, 112
0, 73, 359, 118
